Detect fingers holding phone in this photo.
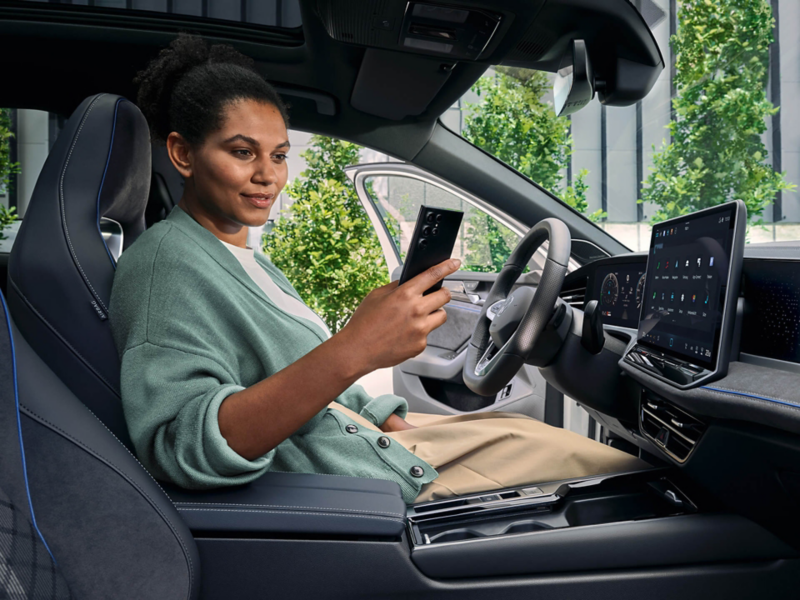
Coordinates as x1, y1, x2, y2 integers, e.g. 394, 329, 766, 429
341, 207, 464, 372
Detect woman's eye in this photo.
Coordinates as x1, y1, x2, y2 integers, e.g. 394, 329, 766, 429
234, 149, 252, 157
273, 154, 288, 162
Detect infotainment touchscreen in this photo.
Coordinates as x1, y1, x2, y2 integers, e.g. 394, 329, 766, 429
637, 202, 741, 370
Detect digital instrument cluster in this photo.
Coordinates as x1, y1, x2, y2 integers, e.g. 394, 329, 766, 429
594, 266, 646, 328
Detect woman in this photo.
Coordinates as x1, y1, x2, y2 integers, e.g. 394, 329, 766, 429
110, 35, 646, 504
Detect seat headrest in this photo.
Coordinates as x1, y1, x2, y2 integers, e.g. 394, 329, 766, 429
8, 94, 151, 448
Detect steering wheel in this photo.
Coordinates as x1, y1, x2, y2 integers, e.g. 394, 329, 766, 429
463, 218, 571, 396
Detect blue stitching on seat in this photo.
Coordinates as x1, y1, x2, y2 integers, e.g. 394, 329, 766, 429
702, 386, 800, 410
96, 97, 123, 270
0, 291, 57, 564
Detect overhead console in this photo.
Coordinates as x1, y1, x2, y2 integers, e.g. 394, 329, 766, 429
624, 201, 747, 389
317, 0, 664, 119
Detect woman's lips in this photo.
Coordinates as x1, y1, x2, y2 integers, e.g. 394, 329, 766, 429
241, 193, 273, 209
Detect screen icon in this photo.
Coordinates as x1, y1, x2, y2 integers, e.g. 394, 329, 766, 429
680, 293, 685, 303
657, 261, 660, 270
670, 292, 675, 302
666, 261, 670, 269
692, 294, 697, 304
709, 256, 714, 267
696, 257, 702, 268
685, 259, 689, 268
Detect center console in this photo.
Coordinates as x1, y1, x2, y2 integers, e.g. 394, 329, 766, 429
407, 468, 792, 578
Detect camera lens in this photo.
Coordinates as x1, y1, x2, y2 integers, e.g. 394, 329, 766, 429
422, 226, 432, 236
431, 227, 439, 236
426, 212, 436, 223
435, 213, 443, 223
418, 239, 428, 249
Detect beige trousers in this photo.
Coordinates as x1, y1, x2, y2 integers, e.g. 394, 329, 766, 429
329, 403, 649, 504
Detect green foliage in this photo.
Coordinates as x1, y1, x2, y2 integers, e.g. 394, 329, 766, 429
461, 67, 600, 221
461, 214, 519, 273
262, 136, 389, 333
561, 169, 606, 222
0, 205, 16, 241
0, 108, 20, 240
641, 0, 794, 224
459, 68, 601, 272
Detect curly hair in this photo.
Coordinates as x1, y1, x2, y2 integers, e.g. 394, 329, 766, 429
134, 33, 289, 145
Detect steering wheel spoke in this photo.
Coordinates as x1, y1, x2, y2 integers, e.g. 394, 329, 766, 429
463, 218, 571, 396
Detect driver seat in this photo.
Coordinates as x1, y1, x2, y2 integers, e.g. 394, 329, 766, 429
7, 93, 151, 449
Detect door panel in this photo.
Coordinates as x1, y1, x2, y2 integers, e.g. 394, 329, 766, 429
348, 163, 547, 421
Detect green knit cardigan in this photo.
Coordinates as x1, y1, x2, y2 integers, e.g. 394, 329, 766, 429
109, 206, 436, 503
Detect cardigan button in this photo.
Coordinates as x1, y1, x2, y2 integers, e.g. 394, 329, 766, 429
345, 424, 358, 434
377, 436, 391, 449
410, 466, 425, 478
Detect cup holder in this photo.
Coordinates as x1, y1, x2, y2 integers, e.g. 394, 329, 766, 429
501, 520, 552, 535
428, 528, 485, 543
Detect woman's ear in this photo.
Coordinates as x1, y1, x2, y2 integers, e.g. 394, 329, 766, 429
166, 132, 193, 178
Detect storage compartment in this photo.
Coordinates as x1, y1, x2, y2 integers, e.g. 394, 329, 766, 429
408, 470, 694, 547
409, 469, 797, 579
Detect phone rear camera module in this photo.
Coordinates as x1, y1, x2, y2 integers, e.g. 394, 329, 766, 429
432, 227, 439, 235
426, 212, 436, 223
435, 214, 443, 223
423, 226, 432, 236
419, 239, 428, 249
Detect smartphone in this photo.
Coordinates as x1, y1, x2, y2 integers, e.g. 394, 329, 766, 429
398, 205, 464, 295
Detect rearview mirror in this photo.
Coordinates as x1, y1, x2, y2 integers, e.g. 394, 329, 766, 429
553, 39, 595, 117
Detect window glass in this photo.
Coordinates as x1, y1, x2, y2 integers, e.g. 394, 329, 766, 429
450, 0, 798, 251
363, 174, 520, 273
16, 0, 303, 29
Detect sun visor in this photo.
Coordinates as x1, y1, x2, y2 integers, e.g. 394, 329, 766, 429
351, 49, 454, 120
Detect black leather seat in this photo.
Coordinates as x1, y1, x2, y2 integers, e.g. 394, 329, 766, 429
0, 289, 200, 599
7, 93, 151, 449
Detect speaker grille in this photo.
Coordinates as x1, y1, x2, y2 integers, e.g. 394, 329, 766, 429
504, 25, 558, 63
317, 0, 401, 46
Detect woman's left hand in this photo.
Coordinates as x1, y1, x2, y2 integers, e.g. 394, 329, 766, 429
380, 413, 417, 433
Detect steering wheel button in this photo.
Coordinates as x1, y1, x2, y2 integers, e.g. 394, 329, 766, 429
410, 466, 425, 478
377, 436, 391, 448
345, 424, 358, 434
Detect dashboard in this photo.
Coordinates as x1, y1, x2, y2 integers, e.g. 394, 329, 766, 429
568, 248, 800, 369
555, 230, 800, 552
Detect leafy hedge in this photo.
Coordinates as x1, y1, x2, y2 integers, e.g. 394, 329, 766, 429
262, 136, 389, 333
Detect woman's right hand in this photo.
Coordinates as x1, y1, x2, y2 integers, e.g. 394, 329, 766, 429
340, 258, 461, 374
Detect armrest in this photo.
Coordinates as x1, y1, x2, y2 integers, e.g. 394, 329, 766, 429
165, 472, 407, 539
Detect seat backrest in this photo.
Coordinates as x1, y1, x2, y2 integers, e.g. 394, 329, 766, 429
8, 94, 151, 449
0, 290, 200, 599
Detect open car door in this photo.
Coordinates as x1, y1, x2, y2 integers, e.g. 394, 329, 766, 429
346, 162, 552, 421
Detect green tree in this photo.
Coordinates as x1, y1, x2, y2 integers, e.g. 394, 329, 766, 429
0, 108, 20, 240
641, 0, 794, 223
262, 136, 389, 333
461, 68, 604, 221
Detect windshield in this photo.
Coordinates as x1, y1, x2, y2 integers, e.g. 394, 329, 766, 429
446, 0, 797, 252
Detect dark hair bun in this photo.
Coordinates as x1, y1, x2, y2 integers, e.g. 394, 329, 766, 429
134, 33, 288, 144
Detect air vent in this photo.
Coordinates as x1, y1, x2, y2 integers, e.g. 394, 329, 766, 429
559, 279, 587, 310
640, 395, 706, 463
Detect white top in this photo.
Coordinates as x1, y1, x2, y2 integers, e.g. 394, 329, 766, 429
220, 241, 332, 339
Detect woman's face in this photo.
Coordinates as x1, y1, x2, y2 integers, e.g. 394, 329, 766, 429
170, 98, 290, 243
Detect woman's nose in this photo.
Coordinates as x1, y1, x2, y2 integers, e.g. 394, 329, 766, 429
252, 158, 279, 185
